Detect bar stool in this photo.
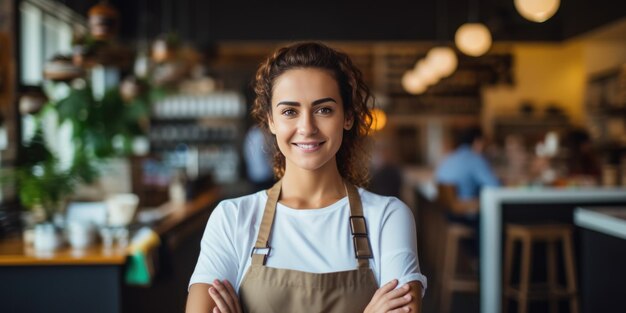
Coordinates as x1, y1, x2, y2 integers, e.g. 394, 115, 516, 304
436, 184, 480, 313
503, 224, 579, 313
439, 223, 479, 313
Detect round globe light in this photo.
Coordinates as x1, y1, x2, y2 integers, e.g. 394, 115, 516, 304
454, 23, 492, 57
402, 71, 427, 95
414, 60, 440, 86
370, 108, 387, 131
426, 47, 458, 77
514, 0, 560, 23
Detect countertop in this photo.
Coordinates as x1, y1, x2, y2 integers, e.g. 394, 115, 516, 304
0, 187, 220, 266
574, 207, 626, 240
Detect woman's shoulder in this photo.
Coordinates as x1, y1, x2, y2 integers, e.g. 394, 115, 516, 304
214, 190, 267, 215
357, 188, 415, 233
358, 188, 411, 214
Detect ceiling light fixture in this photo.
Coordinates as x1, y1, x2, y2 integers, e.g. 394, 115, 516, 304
514, 0, 560, 23
455, 0, 492, 57
425, 47, 457, 77
414, 60, 440, 86
426, 0, 457, 78
370, 108, 387, 131
402, 71, 427, 95
455, 23, 492, 57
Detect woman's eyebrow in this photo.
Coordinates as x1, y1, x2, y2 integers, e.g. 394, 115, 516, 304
276, 101, 300, 107
312, 97, 337, 106
276, 97, 337, 107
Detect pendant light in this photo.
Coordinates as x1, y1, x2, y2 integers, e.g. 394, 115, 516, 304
514, 0, 560, 23
426, 0, 457, 78
455, 23, 492, 57
426, 47, 457, 78
402, 70, 427, 95
455, 0, 492, 57
414, 60, 440, 86
370, 108, 387, 132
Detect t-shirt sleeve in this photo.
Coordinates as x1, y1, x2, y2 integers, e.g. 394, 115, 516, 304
188, 201, 239, 290
378, 198, 428, 297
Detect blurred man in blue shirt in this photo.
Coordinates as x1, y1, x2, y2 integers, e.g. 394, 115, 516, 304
436, 127, 500, 200
435, 127, 500, 260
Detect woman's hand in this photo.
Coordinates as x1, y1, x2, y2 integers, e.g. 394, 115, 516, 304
208, 279, 243, 313
363, 279, 414, 313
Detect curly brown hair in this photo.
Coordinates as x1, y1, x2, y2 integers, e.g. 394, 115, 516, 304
251, 42, 374, 187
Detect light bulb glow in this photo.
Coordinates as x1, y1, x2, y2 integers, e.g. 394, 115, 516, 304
402, 71, 427, 95
414, 60, 440, 86
514, 0, 560, 23
426, 47, 458, 77
455, 23, 492, 57
370, 108, 387, 131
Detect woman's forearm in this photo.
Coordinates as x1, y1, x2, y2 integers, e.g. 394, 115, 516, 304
407, 281, 423, 313
186, 283, 216, 313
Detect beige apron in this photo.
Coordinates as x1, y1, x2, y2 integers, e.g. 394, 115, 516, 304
239, 180, 378, 313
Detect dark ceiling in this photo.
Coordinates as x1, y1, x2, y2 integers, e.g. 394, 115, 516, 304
58, 0, 626, 45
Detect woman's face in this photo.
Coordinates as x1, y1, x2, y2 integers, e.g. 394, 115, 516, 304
268, 68, 353, 174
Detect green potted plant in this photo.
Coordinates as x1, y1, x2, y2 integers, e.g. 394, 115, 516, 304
4, 78, 160, 250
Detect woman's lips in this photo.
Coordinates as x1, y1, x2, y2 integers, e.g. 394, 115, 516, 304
292, 141, 325, 152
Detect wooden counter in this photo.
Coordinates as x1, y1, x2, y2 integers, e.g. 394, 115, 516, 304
0, 187, 220, 266
0, 239, 127, 266
0, 187, 222, 313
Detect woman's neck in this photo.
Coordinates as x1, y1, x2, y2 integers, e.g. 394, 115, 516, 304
279, 160, 346, 209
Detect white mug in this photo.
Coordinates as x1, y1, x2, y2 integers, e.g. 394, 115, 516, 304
106, 193, 139, 227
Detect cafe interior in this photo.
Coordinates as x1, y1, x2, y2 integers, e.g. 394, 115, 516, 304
1, 0, 626, 312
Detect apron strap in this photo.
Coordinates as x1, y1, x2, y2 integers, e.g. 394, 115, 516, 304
251, 180, 282, 265
345, 181, 373, 269
251, 179, 373, 269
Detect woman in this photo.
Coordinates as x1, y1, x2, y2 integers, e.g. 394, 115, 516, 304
186, 42, 427, 313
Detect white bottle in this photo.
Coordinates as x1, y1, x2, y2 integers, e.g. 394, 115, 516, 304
169, 169, 187, 205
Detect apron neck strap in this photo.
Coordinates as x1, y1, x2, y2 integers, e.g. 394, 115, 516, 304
251, 180, 282, 265
251, 179, 373, 269
345, 182, 373, 269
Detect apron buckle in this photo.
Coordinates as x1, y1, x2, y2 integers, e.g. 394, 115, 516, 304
352, 234, 373, 259
350, 216, 368, 235
251, 245, 272, 257
251, 245, 272, 264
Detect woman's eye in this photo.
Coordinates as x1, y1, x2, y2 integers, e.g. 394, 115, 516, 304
317, 107, 332, 115
281, 109, 297, 116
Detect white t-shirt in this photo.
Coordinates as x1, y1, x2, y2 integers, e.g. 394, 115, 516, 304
189, 188, 427, 296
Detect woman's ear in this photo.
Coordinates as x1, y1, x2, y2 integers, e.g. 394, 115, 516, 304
268, 114, 276, 134
344, 114, 354, 131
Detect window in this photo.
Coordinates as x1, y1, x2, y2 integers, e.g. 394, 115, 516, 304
19, 0, 85, 85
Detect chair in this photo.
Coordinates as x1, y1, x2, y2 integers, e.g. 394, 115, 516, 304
436, 184, 480, 313
503, 224, 579, 313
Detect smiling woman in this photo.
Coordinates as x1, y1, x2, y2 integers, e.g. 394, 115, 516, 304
186, 42, 427, 313
251, 43, 373, 185
268, 68, 353, 177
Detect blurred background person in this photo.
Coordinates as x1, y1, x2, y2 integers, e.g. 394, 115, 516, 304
434, 126, 500, 260
435, 126, 500, 202
243, 125, 274, 191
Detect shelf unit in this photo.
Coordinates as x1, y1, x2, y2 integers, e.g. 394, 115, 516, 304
585, 65, 626, 186
585, 65, 626, 148
133, 92, 246, 206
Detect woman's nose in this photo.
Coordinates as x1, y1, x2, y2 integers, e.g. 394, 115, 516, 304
297, 114, 318, 135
